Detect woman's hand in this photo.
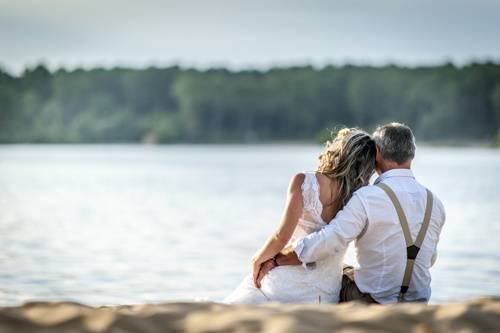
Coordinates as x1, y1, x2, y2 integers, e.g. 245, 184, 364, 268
252, 257, 264, 288
256, 259, 275, 288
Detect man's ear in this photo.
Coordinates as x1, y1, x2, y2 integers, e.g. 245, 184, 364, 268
375, 146, 383, 164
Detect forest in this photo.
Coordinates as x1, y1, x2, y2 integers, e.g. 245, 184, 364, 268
1, 63, 499, 144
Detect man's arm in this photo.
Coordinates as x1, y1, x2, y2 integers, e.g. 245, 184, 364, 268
294, 190, 368, 264
275, 247, 301, 265
255, 191, 369, 285
431, 198, 446, 267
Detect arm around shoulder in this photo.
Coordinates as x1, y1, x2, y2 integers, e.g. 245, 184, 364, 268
294, 189, 369, 264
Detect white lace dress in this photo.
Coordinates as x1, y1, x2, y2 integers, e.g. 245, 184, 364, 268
224, 172, 344, 304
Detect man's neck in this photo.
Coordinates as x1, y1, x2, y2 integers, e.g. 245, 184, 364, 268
378, 161, 412, 175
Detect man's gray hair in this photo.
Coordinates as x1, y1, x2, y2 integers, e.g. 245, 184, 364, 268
372, 122, 416, 164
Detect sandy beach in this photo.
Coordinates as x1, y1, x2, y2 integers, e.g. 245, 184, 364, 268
0, 298, 498, 333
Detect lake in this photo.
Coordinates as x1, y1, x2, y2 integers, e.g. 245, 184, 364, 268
0, 144, 499, 305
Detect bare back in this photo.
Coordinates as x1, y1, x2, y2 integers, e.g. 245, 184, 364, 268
315, 172, 341, 223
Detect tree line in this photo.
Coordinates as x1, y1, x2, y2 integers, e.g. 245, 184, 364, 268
0, 63, 499, 144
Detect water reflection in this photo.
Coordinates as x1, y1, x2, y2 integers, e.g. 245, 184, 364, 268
0, 145, 499, 305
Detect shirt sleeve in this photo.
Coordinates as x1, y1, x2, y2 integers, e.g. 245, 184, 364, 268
431, 252, 437, 267
431, 198, 446, 267
294, 191, 369, 265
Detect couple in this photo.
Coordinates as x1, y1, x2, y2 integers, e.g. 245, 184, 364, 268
224, 123, 445, 304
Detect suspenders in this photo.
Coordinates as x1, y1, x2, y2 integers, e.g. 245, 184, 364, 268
376, 183, 434, 302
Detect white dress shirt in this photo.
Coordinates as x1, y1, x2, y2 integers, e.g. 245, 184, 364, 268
294, 169, 446, 304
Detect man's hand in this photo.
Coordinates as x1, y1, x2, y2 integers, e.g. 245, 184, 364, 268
276, 248, 302, 266
256, 259, 275, 288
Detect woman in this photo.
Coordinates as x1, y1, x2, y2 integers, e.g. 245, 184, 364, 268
224, 128, 376, 304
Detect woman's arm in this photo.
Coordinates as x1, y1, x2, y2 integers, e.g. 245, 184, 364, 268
251, 173, 305, 287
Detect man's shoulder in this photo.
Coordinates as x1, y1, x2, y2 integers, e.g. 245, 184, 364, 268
431, 192, 445, 209
429, 191, 446, 223
353, 184, 384, 198
415, 182, 446, 220
349, 185, 386, 208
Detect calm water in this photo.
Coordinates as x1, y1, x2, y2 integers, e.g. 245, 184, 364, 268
0, 145, 499, 306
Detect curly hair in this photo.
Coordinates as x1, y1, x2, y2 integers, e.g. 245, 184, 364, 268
317, 128, 376, 208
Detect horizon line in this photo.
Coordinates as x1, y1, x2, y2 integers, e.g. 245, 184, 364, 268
2, 57, 500, 77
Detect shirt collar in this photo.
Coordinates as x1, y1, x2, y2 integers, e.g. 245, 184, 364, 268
374, 168, 415, 185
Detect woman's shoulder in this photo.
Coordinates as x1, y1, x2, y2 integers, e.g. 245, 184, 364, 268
290, 171, 329, 185
288, 172, 336, 194
288, 172, 306, 192
289, 171, 319, 187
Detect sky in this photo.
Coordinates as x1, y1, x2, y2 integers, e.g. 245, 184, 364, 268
1, 0, 500, 74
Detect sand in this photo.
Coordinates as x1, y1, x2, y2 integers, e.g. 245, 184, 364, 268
0, 298, 499, 333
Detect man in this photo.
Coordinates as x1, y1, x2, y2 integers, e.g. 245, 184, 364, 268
257, 122, 446, 304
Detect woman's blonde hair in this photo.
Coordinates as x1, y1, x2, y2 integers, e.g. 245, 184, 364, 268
317, 128, 376, 208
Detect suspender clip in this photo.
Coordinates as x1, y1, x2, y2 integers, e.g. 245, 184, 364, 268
406, 245, 420, 260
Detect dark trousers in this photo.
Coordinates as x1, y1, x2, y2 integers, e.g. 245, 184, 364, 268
339, 266, 378, 304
